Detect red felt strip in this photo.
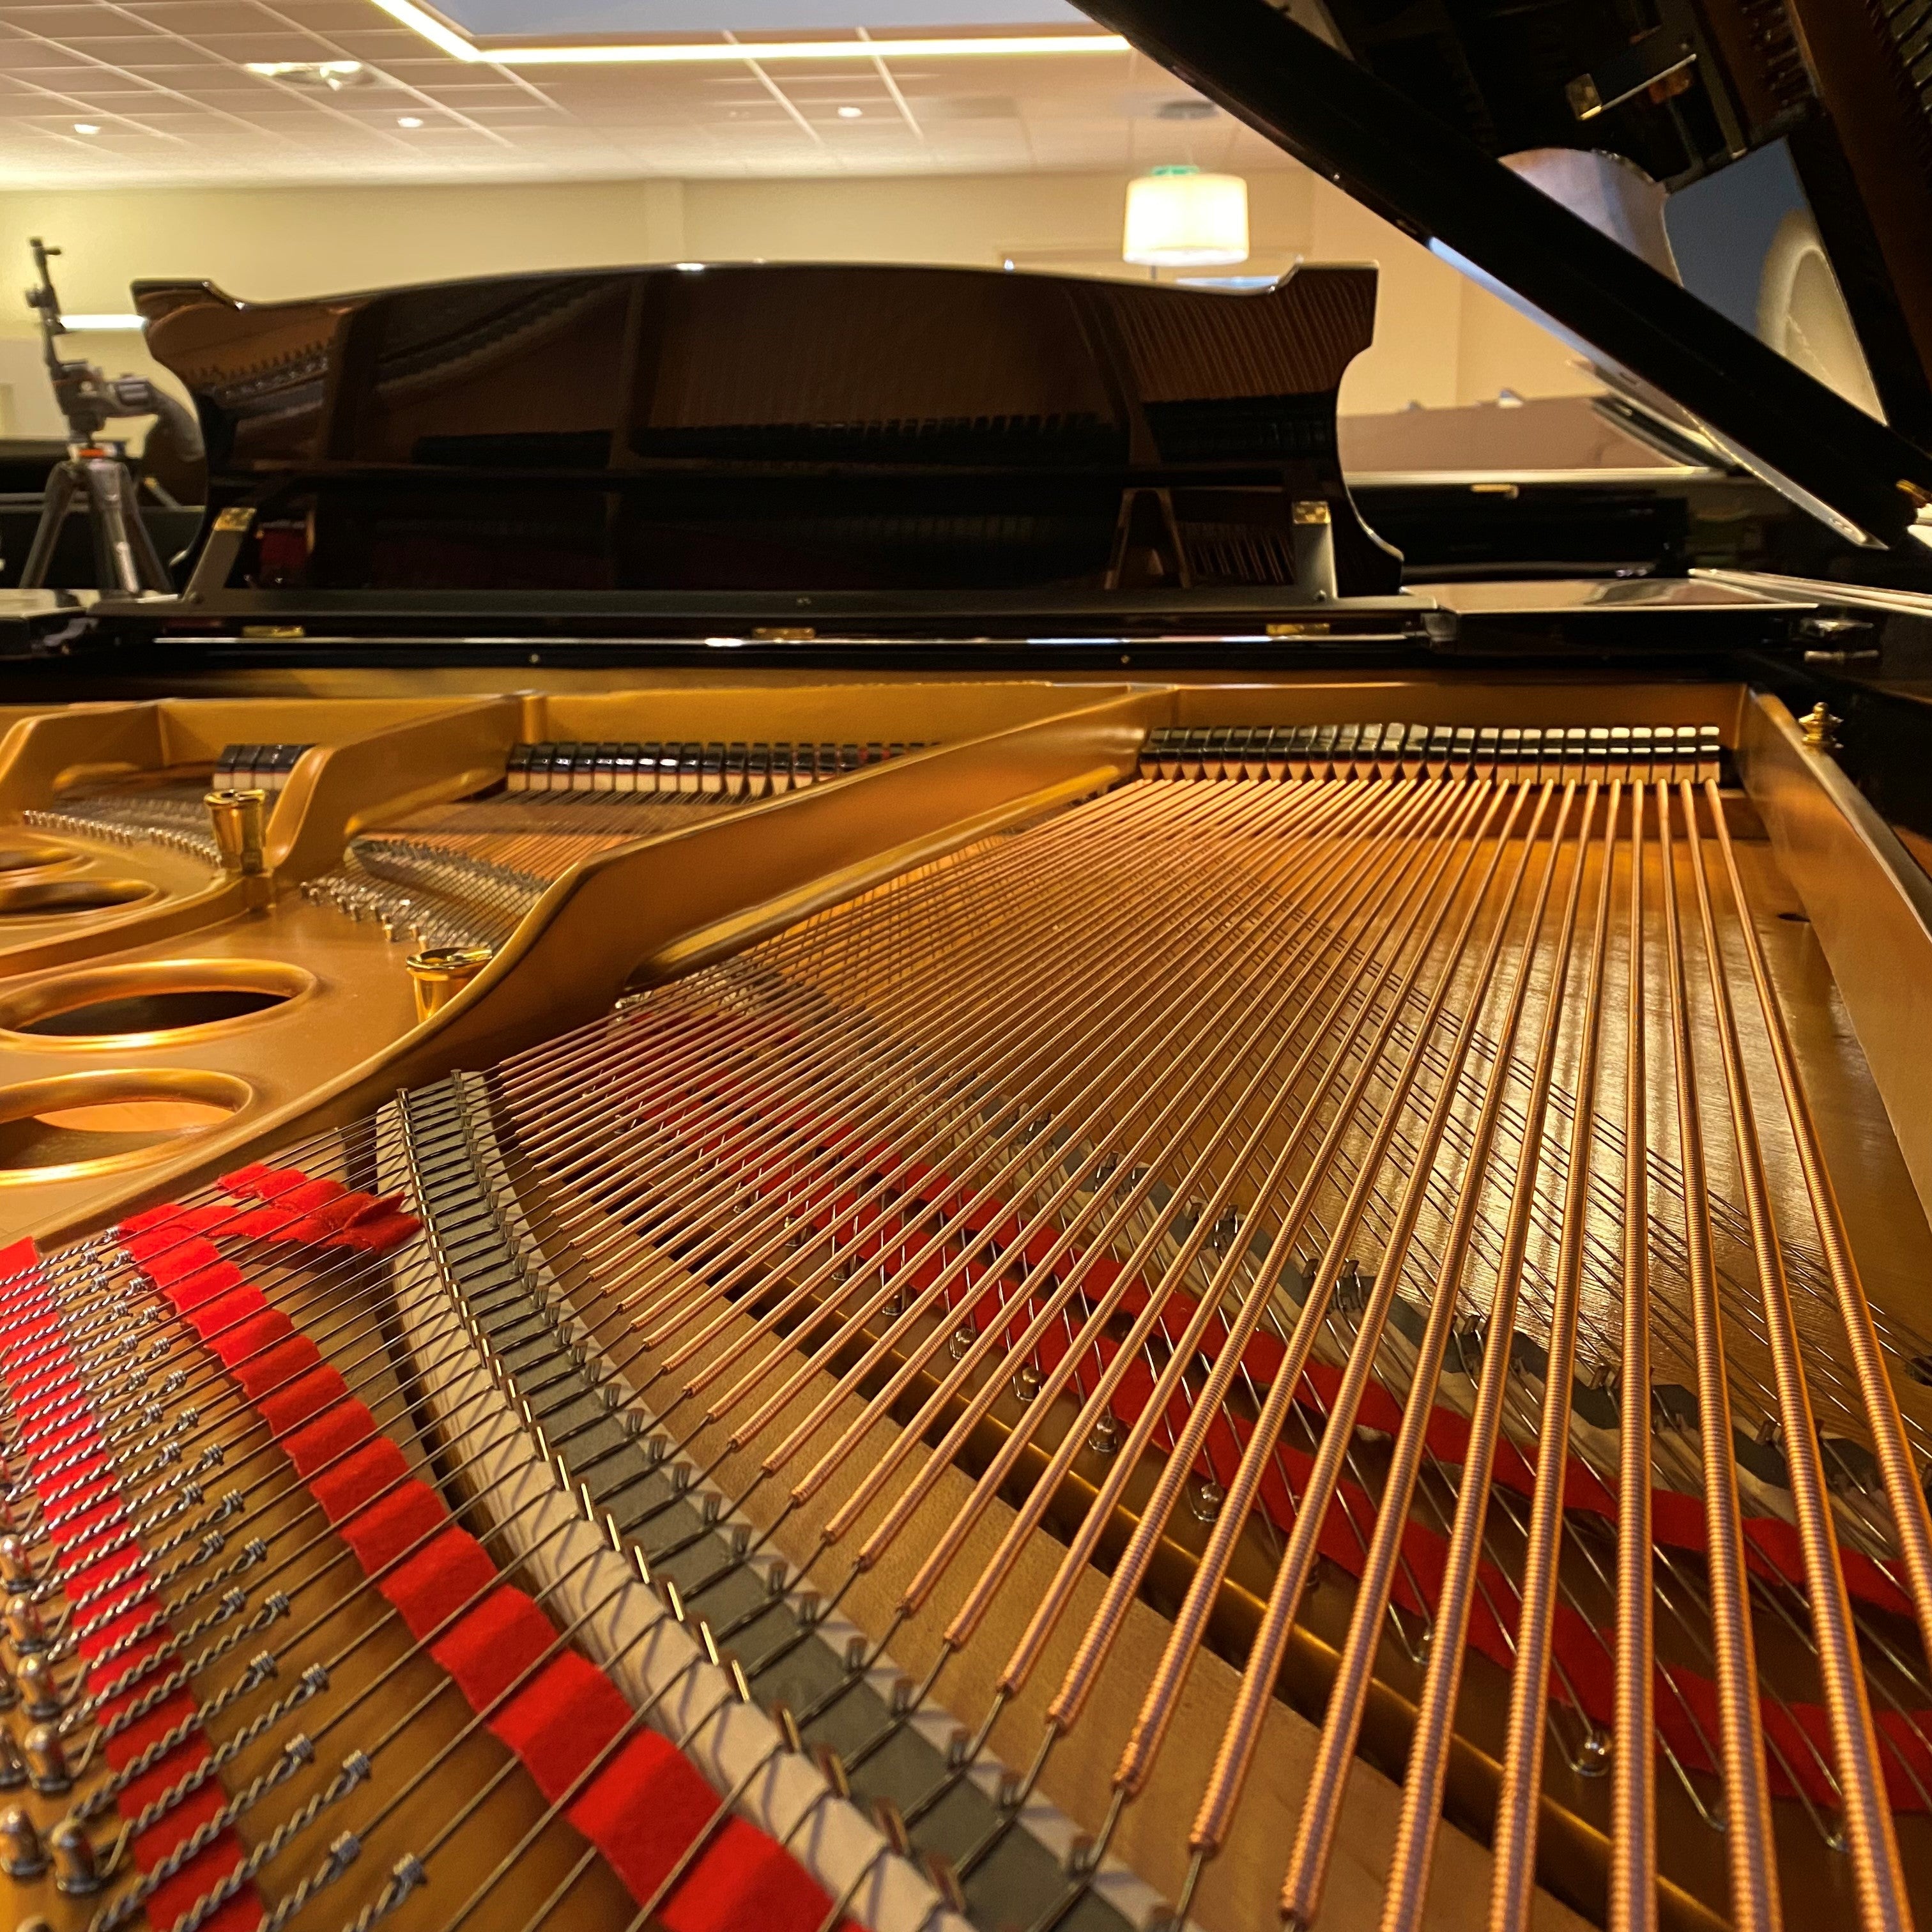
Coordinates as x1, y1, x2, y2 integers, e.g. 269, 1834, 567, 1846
232, 1335, 324, 1400
10, 1272, 261, 1932
491, 1653, 634, 1802
138, 1235, 222, 1286
380, 1527, 505, 1641
208, 1304, 289, 1366
278, 1177, 349, 1213
310, 1439, 411, 1524
567, 1730, 715, 1896
171, 1261, 247, 1313
663, 1823, 832, 1932
259, 1367, 353, 1439
217, 1162, 282, 1196
328, 1210, 422, 1256
338, 1480, 449, 1574
224, 1204, 302, 1243
277, 1393, 372, 1469
431, 1590, 558, 1708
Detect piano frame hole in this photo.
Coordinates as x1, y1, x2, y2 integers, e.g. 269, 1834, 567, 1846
0, 960, 316, 1049
0, 1069, 252, 1182
0, 877, 156, 921
0, 841, 81, 882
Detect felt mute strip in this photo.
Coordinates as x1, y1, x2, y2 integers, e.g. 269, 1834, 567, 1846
0, 1245, 261, 1932
134, 1169, 863, 1932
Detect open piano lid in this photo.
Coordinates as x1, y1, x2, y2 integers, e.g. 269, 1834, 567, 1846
1083, 0, 1932, 556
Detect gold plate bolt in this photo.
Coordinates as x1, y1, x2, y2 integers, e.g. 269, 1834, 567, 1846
1800, 701, 1843, 753
204, 789, 269, 877
406, 945, 496, 1023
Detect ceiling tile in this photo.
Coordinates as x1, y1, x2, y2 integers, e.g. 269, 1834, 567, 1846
0, 0, 1255, 187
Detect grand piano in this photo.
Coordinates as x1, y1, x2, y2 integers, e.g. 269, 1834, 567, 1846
2, 4, 1931, 1931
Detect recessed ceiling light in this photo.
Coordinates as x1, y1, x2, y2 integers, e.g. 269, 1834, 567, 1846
398, 115, 425, 127
837, 105, 863, 119
73, 122, 100, 135
244, 59, 367, 90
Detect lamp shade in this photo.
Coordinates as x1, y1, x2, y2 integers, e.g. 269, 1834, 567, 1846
1123, 165, 1250, 268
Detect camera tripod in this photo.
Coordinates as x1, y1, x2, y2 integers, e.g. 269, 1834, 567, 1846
18, 440, 172, 594
18, 236, 201, 595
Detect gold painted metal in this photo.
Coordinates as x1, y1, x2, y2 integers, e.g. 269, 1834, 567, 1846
3, 677, 1931, 1932
406, 944, 495, 1022
0, 1065, 250, 1182
0, 956, 316, 1048
0, 877, 156, 919
0, 839, 81, 882
1736, 687, 1932, 1222
204, 785, 268, 875
1799, 700, 1842, 749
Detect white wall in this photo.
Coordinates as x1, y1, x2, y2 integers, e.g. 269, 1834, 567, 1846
0, 167, 1589, 434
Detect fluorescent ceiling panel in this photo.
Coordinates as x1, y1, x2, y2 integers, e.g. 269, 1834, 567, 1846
443, 0, 1085, 25
369, 0, 1121, 62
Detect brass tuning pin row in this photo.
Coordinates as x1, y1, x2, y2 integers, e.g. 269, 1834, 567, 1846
1138, 721, 1724, 785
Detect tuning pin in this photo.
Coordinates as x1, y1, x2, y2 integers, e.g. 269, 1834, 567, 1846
4, 1599, 46, 1652
0, 1728, 25, 1790
0, 1804, 45, 1878
14, 1657, 59, 1722
49, 1818, 103, 1896
0, 1538, 31, 1593
0, 1655, 15, 1712
23, 1724, 68, 1795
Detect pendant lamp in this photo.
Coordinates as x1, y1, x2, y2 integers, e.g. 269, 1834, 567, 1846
1123, 164, 1250, 268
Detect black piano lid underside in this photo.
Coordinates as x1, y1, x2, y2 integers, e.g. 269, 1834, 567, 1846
1080, 0, 1932, 552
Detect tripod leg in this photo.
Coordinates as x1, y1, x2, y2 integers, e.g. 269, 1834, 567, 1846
18, 461, 80, 590
82, 457, 172, 594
